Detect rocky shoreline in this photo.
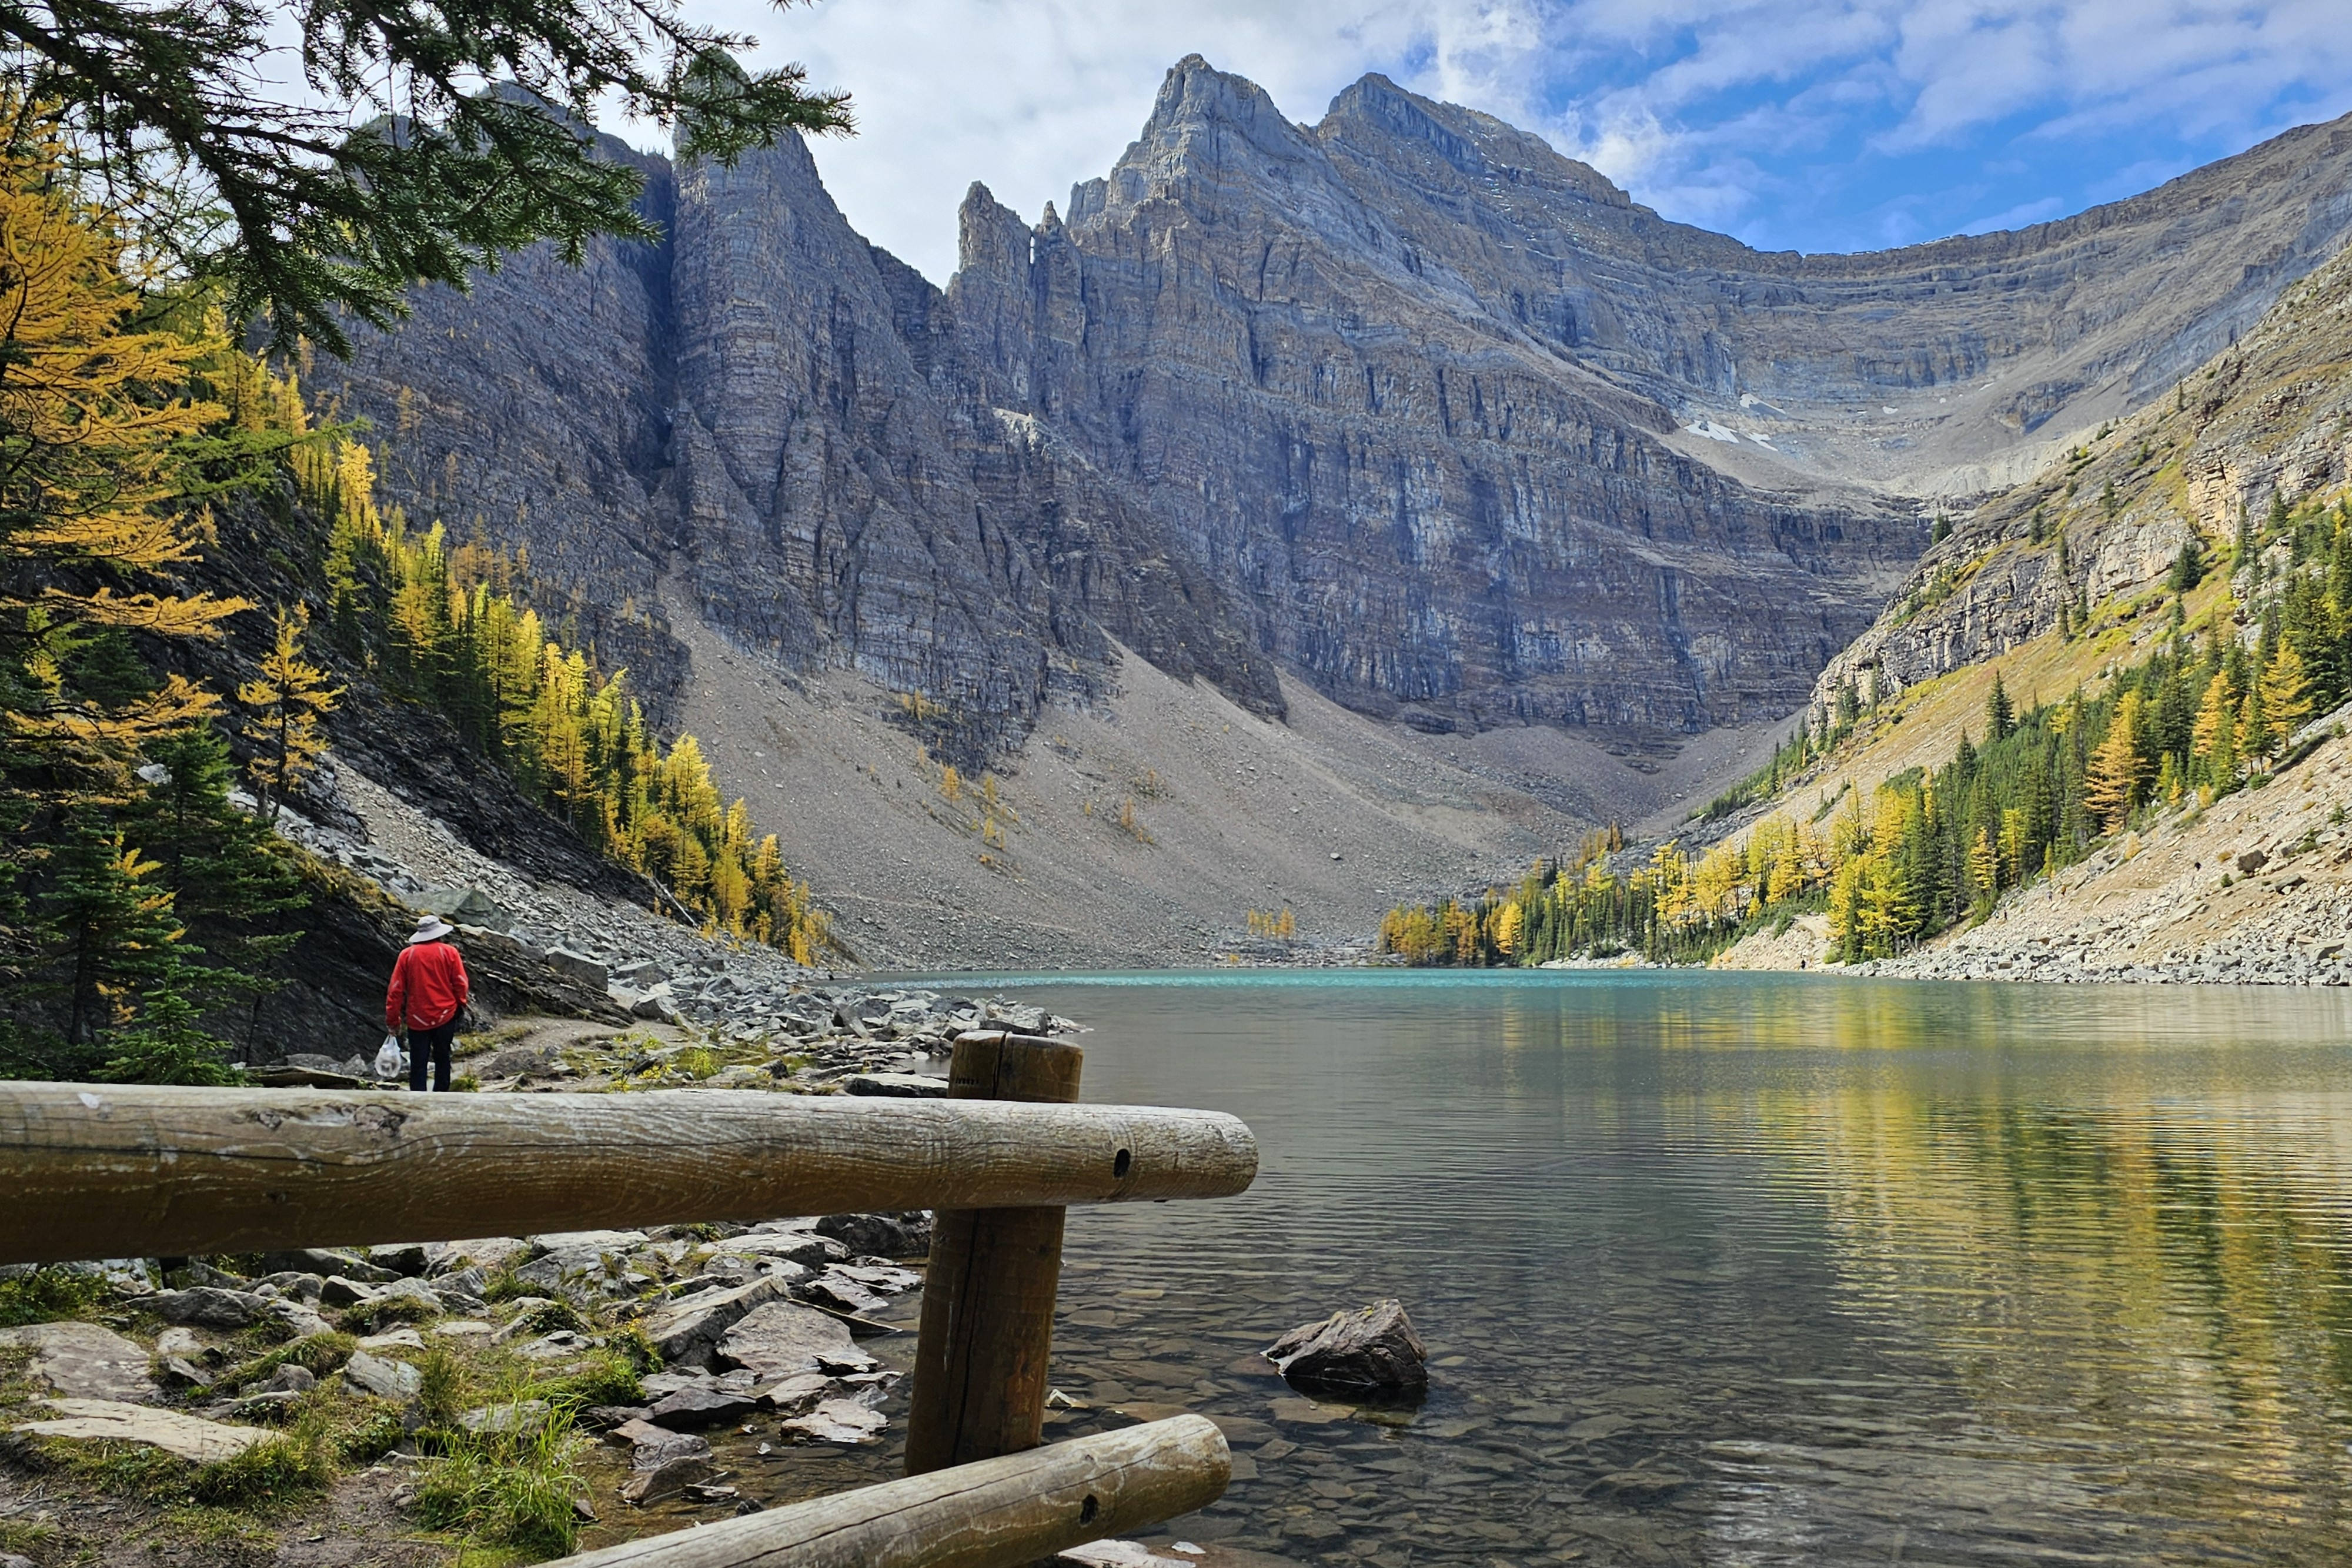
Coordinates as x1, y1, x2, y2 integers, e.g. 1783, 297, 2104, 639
0, 1027, 1326, 1568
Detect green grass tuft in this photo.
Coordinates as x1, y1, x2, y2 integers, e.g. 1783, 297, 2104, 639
417, 1349, 466, 1429
0, 1267, 108, 1328
191, 1419, 334, 1507
479, 1267, 533, 1304
415, 1399, 584, 1562
345, 1295, 436, 1333
526, 1346, 644, 1410
514, 1298, 583, 1334
336, 1410, 405, 1466
223, 1330, 355, 1389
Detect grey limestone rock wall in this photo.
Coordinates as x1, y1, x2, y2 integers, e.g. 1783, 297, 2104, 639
305, 61, 2352, 765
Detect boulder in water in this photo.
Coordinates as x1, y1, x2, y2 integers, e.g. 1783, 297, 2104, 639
1265, 1299, 1427, 1395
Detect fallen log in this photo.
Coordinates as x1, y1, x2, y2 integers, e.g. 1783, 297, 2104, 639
546, 1414, 1230, 1567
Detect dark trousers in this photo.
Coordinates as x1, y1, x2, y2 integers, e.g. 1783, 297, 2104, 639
407, 1021, 457, 1092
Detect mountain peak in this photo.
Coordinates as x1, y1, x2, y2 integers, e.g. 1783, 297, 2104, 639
1318, 71, 1630, 209
1140, 54, 1291, 140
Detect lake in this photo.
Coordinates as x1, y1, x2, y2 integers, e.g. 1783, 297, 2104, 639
956, 970, 2352, 1566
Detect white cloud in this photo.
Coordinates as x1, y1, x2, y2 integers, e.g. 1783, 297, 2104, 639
650, 1, 2352, 278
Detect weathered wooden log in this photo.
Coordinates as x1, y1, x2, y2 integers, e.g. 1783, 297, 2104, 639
545, 1413, 1227, 1567
907, 1031, 1081, 1475
0, 1083, 1257, 1266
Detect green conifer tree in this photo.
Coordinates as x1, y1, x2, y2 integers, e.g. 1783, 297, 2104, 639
1985, 672, 2014, 743
35, 820, 192, 1054
129, 724, 307, 1006
2167, 538, 2205, 594
96, 976, 238, 1085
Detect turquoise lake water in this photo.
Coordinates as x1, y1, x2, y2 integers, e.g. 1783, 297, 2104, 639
930, 970, 2352, 1566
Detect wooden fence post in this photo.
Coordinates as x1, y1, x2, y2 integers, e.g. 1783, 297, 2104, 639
906, 1030, 1082, 1475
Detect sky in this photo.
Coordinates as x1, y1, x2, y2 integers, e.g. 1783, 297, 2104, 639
664, 0, 2352, 285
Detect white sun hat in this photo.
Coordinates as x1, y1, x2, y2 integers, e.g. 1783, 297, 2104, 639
409, 914, 456, 944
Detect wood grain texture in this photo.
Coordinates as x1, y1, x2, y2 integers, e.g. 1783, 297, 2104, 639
907, 1032, 1081, 1475
0, 1084, 1257, 1266
546, 1414, 1230, 1568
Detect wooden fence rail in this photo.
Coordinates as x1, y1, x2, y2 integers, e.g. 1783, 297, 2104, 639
542, 1415, 1230, 1568
0, 1082, 1257, 1266
1, 1039, 1259, 1564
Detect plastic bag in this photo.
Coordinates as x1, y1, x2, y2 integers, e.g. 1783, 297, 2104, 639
374, 1034, 404, 1078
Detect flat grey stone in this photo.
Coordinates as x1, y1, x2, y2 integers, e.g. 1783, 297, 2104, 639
797, 1270, 888, 1316
376, 1278, 445, 1312
643, 1277, 783, 1367
459, 1399, 550, 1435
721, 1231, 843, 1269
841, 1072, 946, 1098
0, 1321, 158, 1403
716, 1302, 877, 1381
160, 1356, 213, 1390
11, 1398, 268, 1463
513, 1330, 593, 1360
319, 1275, 380, 1308
259, 1363, 316, 1394
756, 1372, 833, 1415
266, 1300, 333, 1340
646, 1386, 759, 1431
779, 1397, 886, 1445
341, 1350, 423, 1400
260, 1247, 397, 1282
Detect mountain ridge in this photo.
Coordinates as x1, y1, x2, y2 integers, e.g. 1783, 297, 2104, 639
290, 58, 2352, 963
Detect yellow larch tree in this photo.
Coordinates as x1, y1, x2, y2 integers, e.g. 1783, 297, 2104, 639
236, 606, 341, 824
0, 122, 249, 789
2083, 692, 2147, 830
2257, 642, 2315, 747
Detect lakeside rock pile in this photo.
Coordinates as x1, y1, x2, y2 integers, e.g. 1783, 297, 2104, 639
1, 1211, 937, 1478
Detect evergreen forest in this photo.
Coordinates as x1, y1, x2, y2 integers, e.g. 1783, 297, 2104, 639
1381, 491, 2351, 969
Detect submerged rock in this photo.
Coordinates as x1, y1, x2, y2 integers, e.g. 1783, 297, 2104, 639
620, 1451, 716, 1504
1265, 1299, 1428, 1395
778, 1397, 886, 1446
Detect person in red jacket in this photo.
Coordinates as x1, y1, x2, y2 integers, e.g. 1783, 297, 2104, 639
387, 914, 470, 1092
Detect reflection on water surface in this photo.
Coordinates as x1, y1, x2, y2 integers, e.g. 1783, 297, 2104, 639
966, 971, 2352, 1566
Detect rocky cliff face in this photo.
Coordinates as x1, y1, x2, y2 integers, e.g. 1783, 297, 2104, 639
303, 60, 2352, 780
1806, 240, 2352, 722
309, 128, 1274, 761
948, 64, 1919, 746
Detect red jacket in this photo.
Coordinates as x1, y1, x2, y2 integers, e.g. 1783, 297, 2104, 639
387, 941, 470, 1031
